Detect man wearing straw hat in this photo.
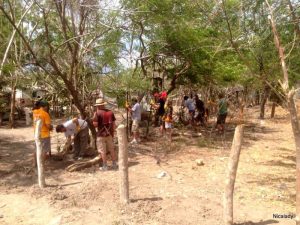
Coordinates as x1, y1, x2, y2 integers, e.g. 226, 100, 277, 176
92, 98, 117, 171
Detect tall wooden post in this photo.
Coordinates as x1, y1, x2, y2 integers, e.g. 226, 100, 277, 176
34, 119, 46, 188
224, 125, 244, 225
117, 124, 129, 204
9, 84, 16, 128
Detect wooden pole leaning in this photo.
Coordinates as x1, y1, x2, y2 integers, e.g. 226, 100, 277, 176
34, 119, 46, 188
224, 125, 244, 225
117, 124, 129, 204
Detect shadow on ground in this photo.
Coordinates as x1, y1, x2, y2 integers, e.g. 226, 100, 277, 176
234, 220, 279, 225
0, 135, 74, 188
131, 197, 163, 203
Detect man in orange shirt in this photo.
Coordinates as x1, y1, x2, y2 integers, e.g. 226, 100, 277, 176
33, 100, 53, 165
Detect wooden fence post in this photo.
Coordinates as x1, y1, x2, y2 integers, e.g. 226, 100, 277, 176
117, 124, 129, 204
224, 125, 244, 225
34, 119, 46, 188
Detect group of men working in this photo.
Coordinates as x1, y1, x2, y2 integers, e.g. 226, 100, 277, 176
182, 93, 228, 133
125, 92, 174, 143
150, 90, 228, 137
32, 92, 228, 171
33, 98, 118, 171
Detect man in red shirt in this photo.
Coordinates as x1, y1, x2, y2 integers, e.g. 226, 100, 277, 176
92, 98, 117, 171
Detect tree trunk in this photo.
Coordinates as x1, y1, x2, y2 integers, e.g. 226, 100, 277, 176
64, 80, 97, 150
270, 102, 276, 118
255, 90, 260, 105
265, 2, 300, 222
126, 91, 129, 140
34, 119, 46, 188
24, 107, 32, 126
224, 125, 244, 225
287, 90, 300, 224
117, 124, 129, 204
9, 85, 16, 128
260, 85, 270, 119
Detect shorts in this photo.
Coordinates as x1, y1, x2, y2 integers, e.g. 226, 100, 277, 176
41, 137, 51, 152
165, 122, 172, 129
132, 119, 141, 132
217, 113, 227, 125
97, 136, 114, 155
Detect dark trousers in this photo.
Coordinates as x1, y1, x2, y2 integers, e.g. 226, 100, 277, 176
74, 127, 89, 157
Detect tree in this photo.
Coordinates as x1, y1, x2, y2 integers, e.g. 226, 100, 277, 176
0, 0, 124, 143
265, 1, 300, 223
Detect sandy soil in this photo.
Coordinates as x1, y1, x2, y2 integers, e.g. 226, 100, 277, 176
0, 103, 297, 225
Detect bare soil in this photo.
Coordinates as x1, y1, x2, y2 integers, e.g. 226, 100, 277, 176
0, 103, 297, 225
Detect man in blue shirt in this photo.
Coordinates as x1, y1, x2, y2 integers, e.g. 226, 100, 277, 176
184, 95, 196, 126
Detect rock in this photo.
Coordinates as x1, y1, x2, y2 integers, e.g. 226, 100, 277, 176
278, 183, 288, 190
195, 159, 205, 166
157, 171, 167, 179
183, 132, 190, 136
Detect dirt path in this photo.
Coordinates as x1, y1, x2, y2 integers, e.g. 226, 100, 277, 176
0, 105, 296, 225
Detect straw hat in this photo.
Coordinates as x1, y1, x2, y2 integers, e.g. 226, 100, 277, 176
94, 98, 107, 106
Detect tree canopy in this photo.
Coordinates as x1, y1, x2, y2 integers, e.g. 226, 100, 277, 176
0, 0, 299, 111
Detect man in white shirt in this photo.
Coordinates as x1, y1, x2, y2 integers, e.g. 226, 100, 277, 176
56, 118, 89, 159
127, 98, 141, 144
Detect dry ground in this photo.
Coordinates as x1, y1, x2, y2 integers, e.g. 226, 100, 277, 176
0, 103, 298, 225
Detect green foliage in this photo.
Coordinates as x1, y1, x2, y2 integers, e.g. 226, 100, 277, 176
101, 70, 151, 99
1, 0, 299, 104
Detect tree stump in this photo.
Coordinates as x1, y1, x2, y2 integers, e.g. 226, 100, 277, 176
224, 125, 244, 225
117, 124, 129, 204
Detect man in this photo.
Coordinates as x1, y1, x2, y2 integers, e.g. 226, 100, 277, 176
184, 95, 196, 126
56, 118, 89, 160
194, 95, 206, 126
127, 98, 141, 144
33, 100, 52, 165
92, 98, 117, 171
155, 91, 167, 135
216, 93, 228, 134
